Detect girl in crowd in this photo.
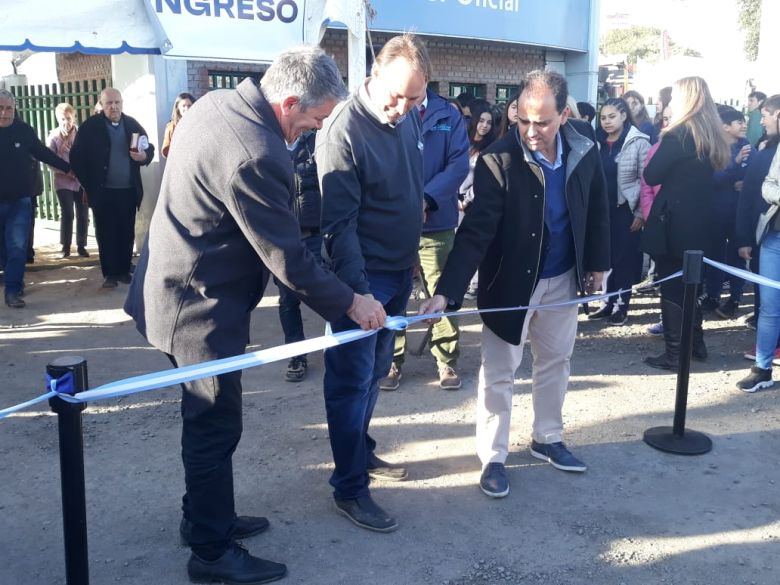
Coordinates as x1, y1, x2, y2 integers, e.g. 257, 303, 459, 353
654, 86, 672, 134
623, 90, 658, 144
588, 98, 650, 326
458, 102, 495, 298
161, 92, 196, 158
642, 77, 730, 370
496, 93, 518, 139
47, 103, 89, 258
737, 94, 780, 391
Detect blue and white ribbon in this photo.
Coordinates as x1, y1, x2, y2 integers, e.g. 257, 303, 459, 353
0, 272, 684, 420
703, 257, 780, 291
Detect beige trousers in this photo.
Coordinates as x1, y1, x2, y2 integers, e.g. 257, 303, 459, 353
476, 269, 578, 465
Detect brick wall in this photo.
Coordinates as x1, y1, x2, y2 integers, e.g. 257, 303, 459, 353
56, 53, 112, 83
320, 29, 545, 103
186, 60, 270, 99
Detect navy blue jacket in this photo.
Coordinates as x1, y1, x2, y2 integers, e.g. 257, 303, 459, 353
713, 138, 750, 223
421, 90, 470, 233
736, 144, 777, 248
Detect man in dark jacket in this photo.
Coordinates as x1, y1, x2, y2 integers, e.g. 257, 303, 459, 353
316, 33, 428, 533
70, 87, 154, 289
380, 87, 470, 391
0, 89, 69, 308
124, 47, 385, 584
421, 70, 610, 498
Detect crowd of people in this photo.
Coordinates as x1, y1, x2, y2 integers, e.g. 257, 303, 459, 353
2, 33, 780, 584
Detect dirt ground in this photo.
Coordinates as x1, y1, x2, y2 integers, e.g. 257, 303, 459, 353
1, 220, 779, 585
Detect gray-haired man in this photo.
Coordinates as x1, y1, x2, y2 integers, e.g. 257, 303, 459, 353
125, 46, 385, 584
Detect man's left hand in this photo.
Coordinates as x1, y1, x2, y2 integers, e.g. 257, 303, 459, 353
129, 150, 147, 162
629, 217, 644, 232
584, 271, 605, 295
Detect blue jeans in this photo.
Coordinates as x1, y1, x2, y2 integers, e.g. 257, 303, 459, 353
274, 234, 323, 347
0, 198, 33, 295
756, 231, 780, 369
323, 268, 413, 499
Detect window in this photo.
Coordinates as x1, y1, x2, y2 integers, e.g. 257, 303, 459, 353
496, 85, 519, 104
448, 83, 486, 100
208, 71, 262, 90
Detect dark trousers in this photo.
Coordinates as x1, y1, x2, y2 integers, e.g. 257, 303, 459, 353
323, 268, 413, 500
168, 353, 243, 560
0, 198, 32, 295
274, 234, 323, 347
91, 188, 136, 277
56, 189, 89, 250
704, 217, 745, 302
605, 204, 643, 311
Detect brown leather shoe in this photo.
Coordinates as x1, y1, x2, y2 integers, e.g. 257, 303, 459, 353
438, 366, 462, 390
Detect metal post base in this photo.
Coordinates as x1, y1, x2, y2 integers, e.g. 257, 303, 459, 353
643, 426, 712, 455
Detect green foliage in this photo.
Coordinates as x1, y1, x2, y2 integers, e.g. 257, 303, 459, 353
600, 26, 701, 64
737, 0, 762, 61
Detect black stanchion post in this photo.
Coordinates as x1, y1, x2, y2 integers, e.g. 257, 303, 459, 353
644, 250, 713, 455
48, 356, 90, 585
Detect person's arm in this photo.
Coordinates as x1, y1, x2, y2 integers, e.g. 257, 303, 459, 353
434, 154, 506, 306
620, 138, 650, 219
318, 139, 370, 295
736, 158, 766, 254
762, 148, 780, 205
639, 145, 659, 220
643, 132, 685, 186
583, 148, 611, 278
161, 123, 174, 158
423, 106, 470, 212
227, 155, 378, 325
30, 127, 69, 173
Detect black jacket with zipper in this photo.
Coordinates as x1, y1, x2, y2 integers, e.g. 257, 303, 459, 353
435, 119, 610, 345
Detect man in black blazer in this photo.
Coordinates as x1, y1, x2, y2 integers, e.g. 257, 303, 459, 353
422, 70, 610, 499
70, 88, 154, 288
125, 47, 385, 584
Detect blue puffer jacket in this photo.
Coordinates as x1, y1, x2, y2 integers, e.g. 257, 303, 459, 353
420, 90, 470, 233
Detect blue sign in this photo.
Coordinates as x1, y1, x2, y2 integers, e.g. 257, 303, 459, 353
367, 0, 590, 52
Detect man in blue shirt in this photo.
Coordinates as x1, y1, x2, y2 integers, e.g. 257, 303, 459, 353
421, 70, 610, 498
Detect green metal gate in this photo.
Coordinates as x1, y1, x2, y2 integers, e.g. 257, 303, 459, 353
10, 79, 109, 220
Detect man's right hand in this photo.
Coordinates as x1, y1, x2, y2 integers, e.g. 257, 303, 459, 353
346, 293, 386, 330
419, 294, 448, 324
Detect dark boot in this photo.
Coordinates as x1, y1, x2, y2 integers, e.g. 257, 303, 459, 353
645, 299, 682, 371
692, 305, 707, 361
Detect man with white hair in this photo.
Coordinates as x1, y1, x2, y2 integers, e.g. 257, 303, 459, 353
125, 46, 385, 584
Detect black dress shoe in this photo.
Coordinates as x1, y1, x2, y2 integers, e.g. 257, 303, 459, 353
334, 494, 398, 533
77, 247, 90, 257
5, 292, 25, 308
116, 273, 132, 284
180, 516, 270, 547
187, 542, 286, 584
644, 352, 677, 371
367, 453, 408, 481
102, 277, 118, 289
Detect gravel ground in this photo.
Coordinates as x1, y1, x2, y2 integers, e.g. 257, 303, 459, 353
0, 221, 778, 585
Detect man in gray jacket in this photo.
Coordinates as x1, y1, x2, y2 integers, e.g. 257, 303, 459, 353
316, 33, 428, 533
125, 47, 385, 584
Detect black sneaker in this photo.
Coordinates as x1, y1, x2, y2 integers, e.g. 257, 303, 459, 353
180, 515, 270, 547
530, 440, 587, 472
367, 453, 408, 481
187, 542, 286, 584
587, 304, 613, 320
334, 494, 398, 533
736, 366, 774, 393
479, 462, 509, 498
285, 356, 307, 382
606, 309, 627, 326
4, 292, 25, 308
715, 299, 738, 320
699, 296, 719, 312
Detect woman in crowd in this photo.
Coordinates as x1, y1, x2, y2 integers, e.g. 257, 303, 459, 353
161, 92, 196, 158
577, 101, 597, 124
639, 102, 673, 335
588, 97, 650, 326
654, 86, 672, 135
47, 103, 89, 258
496, 93, 518, 139
623, 90, 658, 144
458, 101, 495, 299
737, 94, 780, 391
642, 76, 730, 370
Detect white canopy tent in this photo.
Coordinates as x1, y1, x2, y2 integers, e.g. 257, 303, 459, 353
0, 0, 367, 89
